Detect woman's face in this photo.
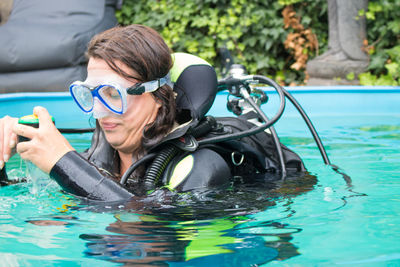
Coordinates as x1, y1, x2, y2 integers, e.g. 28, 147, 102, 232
85, 58, 161, 154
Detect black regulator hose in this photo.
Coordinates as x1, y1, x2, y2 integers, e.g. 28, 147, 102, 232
119, 152, 158, 185
241, 87, 287, 179
281, 87, 331, 165
143, 145, 181, 191
215, 74, 331, 166
280, 89, 353, 191
199, 75, 286, 145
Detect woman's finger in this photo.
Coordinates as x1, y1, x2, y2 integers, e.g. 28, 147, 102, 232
0, 119, 4, 168
16, 141, 29, 155
34, 106, 54, 129
9, 132, 17, 149
0, 116, 18, 167
12, 123, 37, 140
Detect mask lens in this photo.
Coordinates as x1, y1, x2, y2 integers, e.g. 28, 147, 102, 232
71, 84, 93, 112
98, 85, 123, 113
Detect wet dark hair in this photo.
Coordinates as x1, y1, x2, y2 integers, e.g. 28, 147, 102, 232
87, 24, 176, 156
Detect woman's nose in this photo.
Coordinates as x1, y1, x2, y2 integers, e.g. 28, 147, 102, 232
92, 97, 114, 119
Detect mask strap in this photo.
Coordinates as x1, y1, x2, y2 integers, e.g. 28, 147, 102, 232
127, 76, 168, 95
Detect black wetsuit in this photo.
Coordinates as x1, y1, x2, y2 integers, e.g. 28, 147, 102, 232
49, 126, 231, 202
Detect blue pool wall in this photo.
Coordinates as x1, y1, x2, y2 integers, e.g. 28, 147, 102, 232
0, 86, 399, 129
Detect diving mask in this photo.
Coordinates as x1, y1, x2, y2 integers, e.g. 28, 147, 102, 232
69, 77, 168, 118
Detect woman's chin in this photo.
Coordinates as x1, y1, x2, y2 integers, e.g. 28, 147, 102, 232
104, 134, 123, 149
106, 137, 135, 153
104, 131, 139, 153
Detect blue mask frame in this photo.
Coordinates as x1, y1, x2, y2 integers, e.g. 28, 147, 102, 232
69, 77, 168, 116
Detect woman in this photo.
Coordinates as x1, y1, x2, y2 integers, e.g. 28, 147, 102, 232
0, 24, 233, 200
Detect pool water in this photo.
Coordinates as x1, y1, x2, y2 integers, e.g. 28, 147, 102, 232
0, 87, 399, 266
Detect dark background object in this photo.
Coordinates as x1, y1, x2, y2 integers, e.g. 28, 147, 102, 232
0, 0, 120, 93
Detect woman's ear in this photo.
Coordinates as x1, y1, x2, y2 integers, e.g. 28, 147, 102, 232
155, 100, 162, 110
152, 94, 162, 110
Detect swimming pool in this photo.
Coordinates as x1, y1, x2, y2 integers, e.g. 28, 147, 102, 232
0, 86, 399, 266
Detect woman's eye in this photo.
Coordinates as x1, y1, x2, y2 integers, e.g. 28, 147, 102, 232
102, 86, 120, 99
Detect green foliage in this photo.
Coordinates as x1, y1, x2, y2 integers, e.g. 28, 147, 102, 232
346, 72, 355, 81
359, 0, 400, 85
116, 0, 327, 84
278, 0, 302, 5
116, 0, 400, 86
358, 45, 400, 86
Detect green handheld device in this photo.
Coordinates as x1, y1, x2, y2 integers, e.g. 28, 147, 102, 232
17, 115, 55, 142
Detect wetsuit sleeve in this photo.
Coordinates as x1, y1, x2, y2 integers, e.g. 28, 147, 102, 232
1, 164, 27, 186
50, 151, 133, 202
165, 148, 232, 191
0, 166, 9, 186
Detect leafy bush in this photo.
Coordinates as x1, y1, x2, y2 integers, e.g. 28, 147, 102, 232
116, 0, 399, 85
359, 0, 400, 85
116, 0, 327, 84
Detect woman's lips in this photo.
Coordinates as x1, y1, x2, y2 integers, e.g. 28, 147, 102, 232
100, 120, 119, 131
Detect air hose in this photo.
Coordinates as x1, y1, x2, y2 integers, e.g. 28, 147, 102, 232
199, 75, 288, 177
120, 118, 216, 187
139, 118, 218, 189
280, 87, 331, 165
119, 152, 158, 185
199, 75, 286, 145
249, 76, 331, 166
208, 74, 332, 166
279, 88, 352, 187
239, 86, 287, 179
143, 145, 181, 191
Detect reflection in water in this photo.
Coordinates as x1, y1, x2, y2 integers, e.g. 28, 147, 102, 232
81, 218, 300, 266
77, 172, 316, 266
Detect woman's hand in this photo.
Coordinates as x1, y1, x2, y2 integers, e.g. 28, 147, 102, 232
13, 106, 75, 173
0, 115, 18, 169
